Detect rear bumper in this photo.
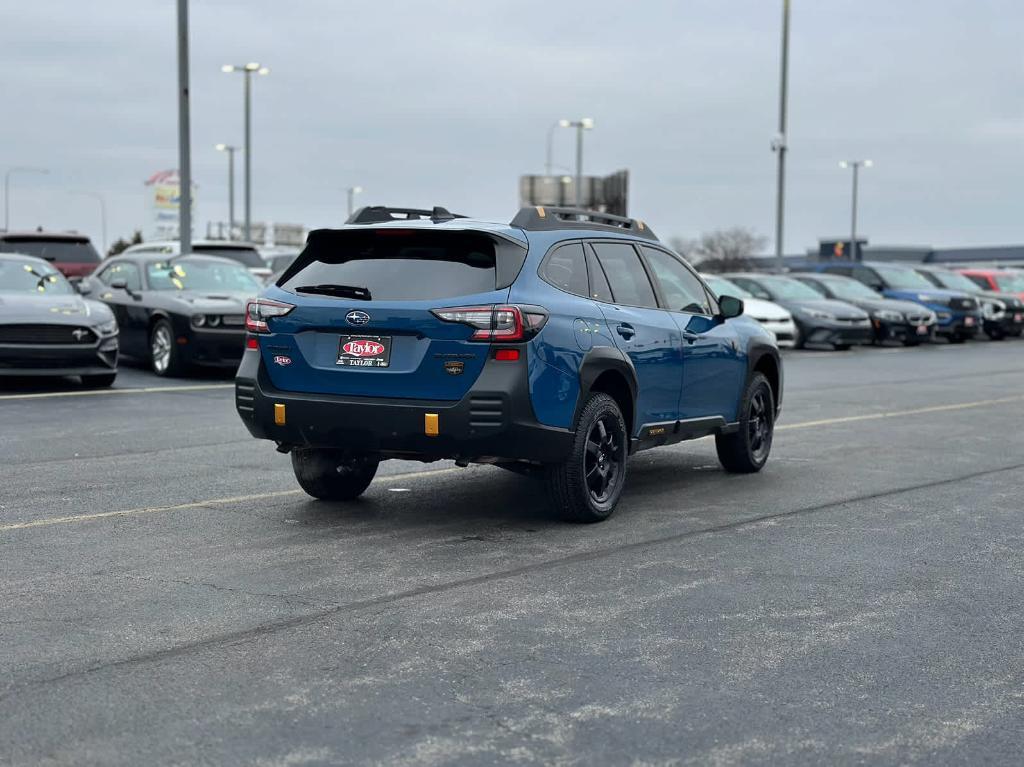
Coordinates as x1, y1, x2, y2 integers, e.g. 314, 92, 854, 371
0, 338, 118, 377
235, 347, 573, 463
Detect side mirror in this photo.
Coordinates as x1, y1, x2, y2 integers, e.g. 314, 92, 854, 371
110, 278, 128, 290
75, 279, 93, 296
719, 295, 744, 319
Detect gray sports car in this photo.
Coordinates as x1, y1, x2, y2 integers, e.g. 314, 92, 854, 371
0, 253, 119, 386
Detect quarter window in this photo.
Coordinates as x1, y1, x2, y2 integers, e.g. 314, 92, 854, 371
586, 250, 614, 303
541, 243, 589, 297
590, 242, 658, 309
640, 247, 711, 314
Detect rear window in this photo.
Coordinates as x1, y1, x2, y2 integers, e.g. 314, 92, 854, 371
0, 237, 100, 264
192, 245, 266, 269
280, 230, 525, 301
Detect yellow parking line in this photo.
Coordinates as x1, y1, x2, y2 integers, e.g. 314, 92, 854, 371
2, 394, 1021, 533
777, 394, 1024, 431
0, 383, 233, 401
0, 468, 464, 532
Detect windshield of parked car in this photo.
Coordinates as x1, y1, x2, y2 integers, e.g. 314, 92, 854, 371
874, 265, 935, 290
924, 269, 983, 292
0, 257, 75, 295
702, 275, 752, 299
0, 237, 100, 264
820, 277, 881, 301
757, 276, 824, 301
995, 273, 1024, 292
146, 259, 261, 292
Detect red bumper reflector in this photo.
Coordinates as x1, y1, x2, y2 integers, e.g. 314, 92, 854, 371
494, 348, 520, 361
246, 337, 259, 350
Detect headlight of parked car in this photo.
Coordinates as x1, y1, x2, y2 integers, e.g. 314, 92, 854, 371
873, 309, 904, 322
192, 314, 226, 328
981, 300, 1006, 320
97, 319, 118, 336
803, 308, 835, 321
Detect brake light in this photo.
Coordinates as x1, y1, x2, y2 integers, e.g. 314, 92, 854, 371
245, 298, 294, 333
431, 305, 548, 342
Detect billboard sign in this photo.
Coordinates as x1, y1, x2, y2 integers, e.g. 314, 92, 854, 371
144, 170, 196, 240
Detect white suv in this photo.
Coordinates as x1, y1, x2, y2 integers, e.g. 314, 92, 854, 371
702, 273, 798, 348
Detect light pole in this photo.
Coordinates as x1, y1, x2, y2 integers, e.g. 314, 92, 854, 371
772, 0, 791, 272
557, 119, 594, 207
839, 160, 872, 260
71, 191, 107, 255
3, 167, 49, 231
545, 120, 570, 176
176, 0, 192, 254
346, 186, 363, 217
215, 144, 238, 239
222, 62, 270, 242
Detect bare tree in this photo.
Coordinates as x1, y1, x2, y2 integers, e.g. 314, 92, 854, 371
671, 228, 767, 272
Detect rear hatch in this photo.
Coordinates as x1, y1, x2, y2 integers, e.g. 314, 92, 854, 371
261, 227, 527, 400
0, 236, 101, 277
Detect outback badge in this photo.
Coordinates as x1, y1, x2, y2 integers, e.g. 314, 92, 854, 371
443, 360, 464, 376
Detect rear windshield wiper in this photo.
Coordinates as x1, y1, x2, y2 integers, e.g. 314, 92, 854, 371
293, 284, 372, 300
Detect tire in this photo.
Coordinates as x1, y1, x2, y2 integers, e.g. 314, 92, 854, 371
985, 328, 1006, 341
834, 343, 852, 351
544, 393, 628, 523
291, 448, 379, 501
150, 318, 184, 376
948, 334, 967, 344
716, 372, 775, 474
81, 373, 116, 388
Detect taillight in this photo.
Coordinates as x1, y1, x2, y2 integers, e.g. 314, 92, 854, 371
431, 305, 548, 341
245, 298, 294, 333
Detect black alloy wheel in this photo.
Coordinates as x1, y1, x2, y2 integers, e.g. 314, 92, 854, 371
716, 372, 775, 473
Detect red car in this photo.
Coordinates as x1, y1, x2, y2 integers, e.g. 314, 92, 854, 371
958, 268, 1024, 301
0, 231, 102, 279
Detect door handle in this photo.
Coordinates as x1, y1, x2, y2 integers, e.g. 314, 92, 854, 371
681, 330, 702, 344
616, 323, 635, 340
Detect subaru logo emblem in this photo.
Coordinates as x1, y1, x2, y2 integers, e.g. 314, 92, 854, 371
346, 310, 370, 326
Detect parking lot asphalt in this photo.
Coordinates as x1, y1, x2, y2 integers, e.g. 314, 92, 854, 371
2, 342, 1024, 766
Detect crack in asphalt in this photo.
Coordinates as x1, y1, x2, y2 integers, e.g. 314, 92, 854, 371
4, 459, 1022, 701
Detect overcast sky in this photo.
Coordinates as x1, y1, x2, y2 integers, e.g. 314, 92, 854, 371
2, 0, 1022, 254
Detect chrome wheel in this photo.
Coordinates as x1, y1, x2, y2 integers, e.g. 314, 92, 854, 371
584, 415, 624, 505
151, 324, 172, 374
748, 387, 773, 463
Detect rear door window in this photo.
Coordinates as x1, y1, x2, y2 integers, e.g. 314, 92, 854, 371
280, 230, 524, 301
590, 242, 658, 309
541, 242, 589, 297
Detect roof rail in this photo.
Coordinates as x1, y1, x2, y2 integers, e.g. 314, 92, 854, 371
345, 206, 467, 225
509, 206, 658, 241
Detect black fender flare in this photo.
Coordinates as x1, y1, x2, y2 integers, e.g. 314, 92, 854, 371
745, 341, 784, 414
573, 345, 639, 432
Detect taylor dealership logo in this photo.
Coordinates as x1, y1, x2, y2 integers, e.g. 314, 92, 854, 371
273, 355, 292, 366
345, 310, 370, 326
342, 339, 384, 357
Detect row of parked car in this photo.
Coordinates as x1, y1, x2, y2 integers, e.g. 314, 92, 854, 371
1, 226, 1022, 388
705, 262, 1024, 349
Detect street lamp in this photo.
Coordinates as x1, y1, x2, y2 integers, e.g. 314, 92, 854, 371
346, 186, 363, 218
3, 167, 49, 231
557, 118, 594, 207
70, 191, 107, 255
222, 62, 270, 241
839, 159, 873, 260
772, 0, 791, 271
215, 144, 238, 239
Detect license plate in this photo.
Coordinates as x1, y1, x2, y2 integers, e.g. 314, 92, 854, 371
917, 325, 928, 335
337, 335, 391, 367
964, 316, 975, 327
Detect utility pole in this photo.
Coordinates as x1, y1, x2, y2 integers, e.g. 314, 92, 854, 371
772, 0, 791, 272
176, 0, 192, 253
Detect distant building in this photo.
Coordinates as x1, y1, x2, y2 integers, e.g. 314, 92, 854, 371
782, 239, 1024, 270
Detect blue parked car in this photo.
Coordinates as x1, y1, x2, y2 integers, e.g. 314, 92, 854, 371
236, 206, 783, 522
808, 262, 981, 343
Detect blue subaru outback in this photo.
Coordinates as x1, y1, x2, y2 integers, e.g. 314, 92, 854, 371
236, 206, 783, 522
